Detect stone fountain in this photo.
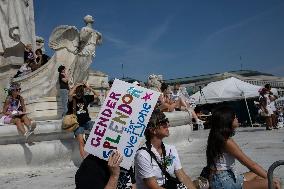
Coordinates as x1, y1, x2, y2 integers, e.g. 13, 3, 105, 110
0, 1, 103, 120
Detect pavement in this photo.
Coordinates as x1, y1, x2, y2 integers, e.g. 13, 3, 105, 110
0, 127, 283, 189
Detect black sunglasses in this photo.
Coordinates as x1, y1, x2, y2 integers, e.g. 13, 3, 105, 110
13, 88, 21, 91
157, 118, 169, 126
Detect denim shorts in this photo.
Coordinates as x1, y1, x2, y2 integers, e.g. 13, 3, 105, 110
211, 170, 244, 189
74, 120, 95, 137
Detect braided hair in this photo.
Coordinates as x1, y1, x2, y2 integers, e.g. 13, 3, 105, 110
144, 109, 169, 165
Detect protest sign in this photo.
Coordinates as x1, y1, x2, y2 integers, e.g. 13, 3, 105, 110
85, 79, 160, 169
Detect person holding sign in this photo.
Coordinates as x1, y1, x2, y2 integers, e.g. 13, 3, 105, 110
134, 109, 196, 189
75, 151, 123, 189
68, 82, 99, 158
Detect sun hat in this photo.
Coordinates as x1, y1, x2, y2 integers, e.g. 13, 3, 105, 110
9, 82, 21, 91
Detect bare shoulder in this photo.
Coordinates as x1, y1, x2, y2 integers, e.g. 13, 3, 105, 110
225, 138, 241, 154
226, 138, 237, 147
225, 138, 250, 164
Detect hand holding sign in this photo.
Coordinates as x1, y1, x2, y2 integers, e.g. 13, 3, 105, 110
108, 150, 123, 177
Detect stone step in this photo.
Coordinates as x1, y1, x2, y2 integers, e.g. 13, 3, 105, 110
0, 120, 70, 145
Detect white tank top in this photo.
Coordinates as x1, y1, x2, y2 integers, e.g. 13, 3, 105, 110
214, 152, 235, 171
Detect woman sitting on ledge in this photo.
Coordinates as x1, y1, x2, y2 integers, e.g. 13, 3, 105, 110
1, 82, 36, 142
159, 83, 188, 112
158, 83, 203, 125
206, 106, 281, 189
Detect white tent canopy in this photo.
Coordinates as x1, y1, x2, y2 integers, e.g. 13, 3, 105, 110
190, 77, 262, 105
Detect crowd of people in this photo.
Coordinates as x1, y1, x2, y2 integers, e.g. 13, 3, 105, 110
75, 107, 281, 189
72, 79, 281, 189
0, 72, 282, 189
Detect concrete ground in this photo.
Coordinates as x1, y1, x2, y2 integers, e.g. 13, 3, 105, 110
0, 127, 283, 188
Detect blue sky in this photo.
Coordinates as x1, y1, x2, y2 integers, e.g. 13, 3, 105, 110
34, 0, 284, 81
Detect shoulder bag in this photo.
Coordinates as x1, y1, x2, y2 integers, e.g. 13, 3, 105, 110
62, 98, 79, 132
139, 147, 181, 189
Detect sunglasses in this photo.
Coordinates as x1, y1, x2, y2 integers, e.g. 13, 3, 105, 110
159, 122, 170, 128
13, 88, 21, 92
157, 118, 169, 127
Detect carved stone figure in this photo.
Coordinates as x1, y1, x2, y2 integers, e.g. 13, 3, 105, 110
147, 74, 163, 92
49, 15, 102, 56
79, 15, 102, 56
0, 0, 35, 110
49, 15, 102, 83
73, 15, 102, 82
0, 0, 35, 55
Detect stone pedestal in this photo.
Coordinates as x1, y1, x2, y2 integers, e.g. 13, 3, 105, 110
0, 0, 36, 110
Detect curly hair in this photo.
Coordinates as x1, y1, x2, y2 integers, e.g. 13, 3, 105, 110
58, 65, 65, 73
144, 109, 168, 141
206, 106, 236, 168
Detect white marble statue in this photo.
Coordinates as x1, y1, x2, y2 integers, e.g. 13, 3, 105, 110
79, 15, 102, 56
49, 15, 102, 56
147, 74, 163, 92
0, 0, 35, 54
49, 15, 102, 83
73, 15, 102, 82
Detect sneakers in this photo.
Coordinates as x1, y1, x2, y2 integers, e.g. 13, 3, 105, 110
23, 121, 36, 143
24, 130, 34, 143
83, 130, 90, 144
29, 121, 37, 132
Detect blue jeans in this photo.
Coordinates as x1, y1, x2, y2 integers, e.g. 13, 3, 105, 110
59, 89, 69, 116
74, 120, 94, 137
211, 170, 244, 189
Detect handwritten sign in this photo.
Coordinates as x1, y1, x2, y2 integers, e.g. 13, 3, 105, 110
85, 79, 160, 169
